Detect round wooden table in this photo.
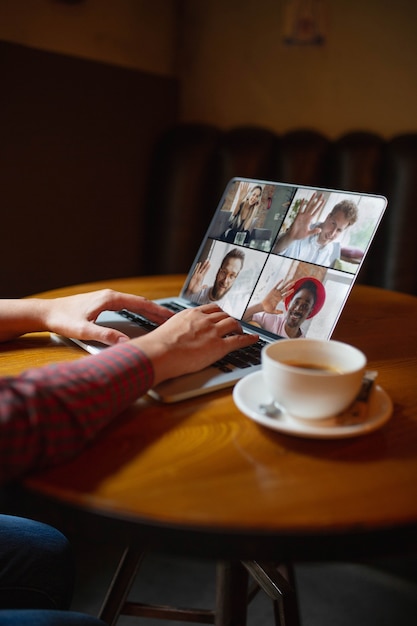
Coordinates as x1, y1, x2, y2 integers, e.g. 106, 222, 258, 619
4, 276, 417, 625
2, 275, 415, 563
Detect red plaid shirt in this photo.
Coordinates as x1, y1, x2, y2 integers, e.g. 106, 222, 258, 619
0, 343, 154, 483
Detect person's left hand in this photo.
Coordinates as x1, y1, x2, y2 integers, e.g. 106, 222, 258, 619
42, 289, 174, 345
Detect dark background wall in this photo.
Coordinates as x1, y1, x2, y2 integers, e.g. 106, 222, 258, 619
0, 0, 416, 297
0, 41, 178, 297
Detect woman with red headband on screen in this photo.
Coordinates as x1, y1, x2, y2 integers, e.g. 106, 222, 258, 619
243, 276, 326, 338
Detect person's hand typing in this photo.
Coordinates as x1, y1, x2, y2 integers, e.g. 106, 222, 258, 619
43, 290, 175, 345
134, 303, 259, 384
0, 289, 174, 344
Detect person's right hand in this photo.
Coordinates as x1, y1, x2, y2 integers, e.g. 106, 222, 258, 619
185, 259, 210, 295
133, 303, 259, 385
287, 192, 325, 241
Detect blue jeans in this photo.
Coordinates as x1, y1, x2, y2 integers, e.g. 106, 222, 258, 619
0, 515, 105, 625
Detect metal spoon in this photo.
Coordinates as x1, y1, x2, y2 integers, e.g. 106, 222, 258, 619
259, 371, 378, 422
259, 401, 283, 418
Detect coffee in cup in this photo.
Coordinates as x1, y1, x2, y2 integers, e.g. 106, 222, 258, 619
262, 339, 366, 420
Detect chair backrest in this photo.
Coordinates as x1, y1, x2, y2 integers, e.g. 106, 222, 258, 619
143, 124, 417, 296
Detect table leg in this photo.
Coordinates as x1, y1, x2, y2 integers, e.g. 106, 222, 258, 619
99, 545, 145, 626
215, 560, 249, 626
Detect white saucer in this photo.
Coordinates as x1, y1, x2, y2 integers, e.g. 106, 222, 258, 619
233, 371, 393, 440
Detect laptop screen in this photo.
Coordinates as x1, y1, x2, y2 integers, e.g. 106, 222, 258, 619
180, 178, 387, 342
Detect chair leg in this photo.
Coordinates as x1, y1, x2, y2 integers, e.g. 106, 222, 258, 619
99, 552, 248, 626
99, 551, 298, 626
214, 561, 249, 626
99, 545, 145, 626
242, 561, 301, 626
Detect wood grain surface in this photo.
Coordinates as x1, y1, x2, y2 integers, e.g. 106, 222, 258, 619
2, 276, 417, 559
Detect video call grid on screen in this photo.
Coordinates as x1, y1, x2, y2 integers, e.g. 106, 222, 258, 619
181, 178, 386, 341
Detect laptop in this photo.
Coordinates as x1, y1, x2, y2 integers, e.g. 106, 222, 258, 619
64, 177, 387, 402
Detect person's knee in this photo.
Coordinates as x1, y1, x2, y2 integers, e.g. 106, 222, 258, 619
0, 515, 73, 573
0, 516, 74, 610
0, 609, 106, 626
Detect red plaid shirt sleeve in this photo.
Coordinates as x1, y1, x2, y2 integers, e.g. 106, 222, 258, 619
0, 343, 154, 483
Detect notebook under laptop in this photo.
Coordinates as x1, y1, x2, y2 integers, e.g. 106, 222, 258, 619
65, 177, 387, 402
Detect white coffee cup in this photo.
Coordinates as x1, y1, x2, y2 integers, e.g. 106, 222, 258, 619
262, 339, 367, 420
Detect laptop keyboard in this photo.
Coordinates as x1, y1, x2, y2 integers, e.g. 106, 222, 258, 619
212, 338, 267, 372
118, 305, 267, 373
161, 301, 187, 314
118, 309, 159, 332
